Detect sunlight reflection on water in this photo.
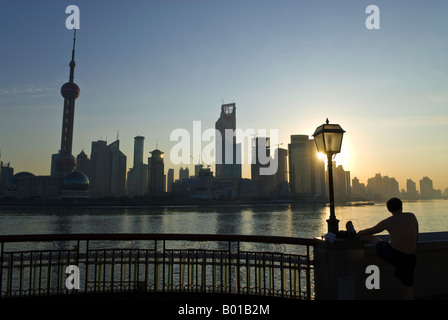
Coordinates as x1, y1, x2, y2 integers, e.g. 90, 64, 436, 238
0, 200, 446, 237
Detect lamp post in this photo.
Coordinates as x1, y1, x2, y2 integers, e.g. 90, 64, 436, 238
312, 119, 345, 235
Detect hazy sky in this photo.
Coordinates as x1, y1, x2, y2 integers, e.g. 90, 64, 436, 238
1, 0, 447, 191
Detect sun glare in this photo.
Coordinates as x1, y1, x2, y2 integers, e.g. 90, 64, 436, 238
317, 152, 326, 160
315, 142, 352, 171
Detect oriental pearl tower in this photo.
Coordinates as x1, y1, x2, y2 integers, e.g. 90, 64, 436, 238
53, 29, 81, 180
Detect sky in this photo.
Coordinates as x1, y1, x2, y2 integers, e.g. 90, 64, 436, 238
0, 0, 447, 191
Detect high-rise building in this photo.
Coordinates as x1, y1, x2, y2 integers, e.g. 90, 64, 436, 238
127, 136, 148, 196
406, 179, 418, 200
366, 173, 399, 200
332, 163, 351, 201
0, 159, 14, 197
108, 140, 127, 197
76, 150, 91, 179
148, 149, 165, 195
251, 137, 275, 195
90, 139, 126, 197
179, 167, 189, 181
419, 176, 441, 199
167, 168, 174, 192
52, 30, 81, 181
215, 103, 241, 179
274, 148, 288, 194
351, 177, 367, 199
288, 135, 325, 199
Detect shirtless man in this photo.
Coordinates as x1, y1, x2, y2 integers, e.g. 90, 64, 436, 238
357, 197, 419, 300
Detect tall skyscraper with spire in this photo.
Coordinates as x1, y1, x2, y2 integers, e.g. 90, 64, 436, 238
52, 30, 81, 180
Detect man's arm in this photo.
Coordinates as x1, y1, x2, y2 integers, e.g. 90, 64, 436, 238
357, 219, 388, 236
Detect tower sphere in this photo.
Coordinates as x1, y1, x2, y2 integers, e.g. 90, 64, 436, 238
61, 82, 80, 99
54, 153, 76, 170
63, 171, 89, 191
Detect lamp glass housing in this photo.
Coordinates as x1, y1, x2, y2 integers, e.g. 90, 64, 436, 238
312, 123, 345, 155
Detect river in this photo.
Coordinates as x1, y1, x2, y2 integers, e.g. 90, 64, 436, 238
0, 200, 446, 238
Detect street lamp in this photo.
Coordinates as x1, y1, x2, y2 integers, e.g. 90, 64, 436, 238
313, 119, 345, 235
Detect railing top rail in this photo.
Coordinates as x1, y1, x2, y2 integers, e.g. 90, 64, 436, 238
0, 233, 317, 246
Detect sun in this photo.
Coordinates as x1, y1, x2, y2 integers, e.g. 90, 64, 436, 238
317, 152, 326, 160
315, 142, 352, 171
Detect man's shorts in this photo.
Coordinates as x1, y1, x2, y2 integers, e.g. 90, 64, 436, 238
376, 241, 416, 287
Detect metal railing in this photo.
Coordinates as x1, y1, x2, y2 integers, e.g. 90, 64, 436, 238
0, 233, 316, 300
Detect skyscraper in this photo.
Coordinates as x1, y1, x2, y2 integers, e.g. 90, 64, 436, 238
179, 167, 189, 181
251, 137, 274, 195
406, 179, 418, 200
332, 162, 351, 202
167, 168, 174, 192
288, 135, 325, 199
52, 30, 81, 180
76, 150, 91, 179
90, 139, 126, 197
0, 159, 14, 197
419, 176, 441, 199
148, 149, 165, 195
366, 173, 399, 201
127, 136, 148, 196
351, 177, 367, 199
215, 103, 241, 179
274, 148, 288, 194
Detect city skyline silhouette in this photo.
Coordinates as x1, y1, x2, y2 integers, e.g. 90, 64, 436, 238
1, 1, 447, 192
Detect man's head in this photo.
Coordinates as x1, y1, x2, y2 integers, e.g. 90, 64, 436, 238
387, 197, 403, 214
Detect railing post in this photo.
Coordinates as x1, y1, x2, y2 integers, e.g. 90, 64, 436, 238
306, 245, 311, 299
0, 242, 3, 296
228, 241, 232, 294
162, 240, 166, 292
236, 241, 240, 295
84, 240, 89, 293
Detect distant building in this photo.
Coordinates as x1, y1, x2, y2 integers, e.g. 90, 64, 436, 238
179, 167, 189, 181
127, 136, 148, 196
148, 149, 165, 195
443, 188, 448, 199
7, 172, 61, 199
172, 166, 217, 199
90, 139, 126, 197
215, 103, 241, 180
366, 173, 399, 201
167, 168, 174, 192
274, 148, 288, 195
419, 176, 441, 199
193, 166, 216, 198
251, 137, 275, 196
405, 179, 419, 200
288, 135, 325, 199
194, 164, 202, 177
0, 160, 14, 197
331, 163, 351, 202
351, 177, 367, 199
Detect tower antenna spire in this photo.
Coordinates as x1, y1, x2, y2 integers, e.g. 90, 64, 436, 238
55, 28, 80, 179
72, 28, 77, 57
69, 28, 77, 83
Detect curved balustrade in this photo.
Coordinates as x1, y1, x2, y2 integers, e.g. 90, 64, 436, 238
0, 233, 317, 300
